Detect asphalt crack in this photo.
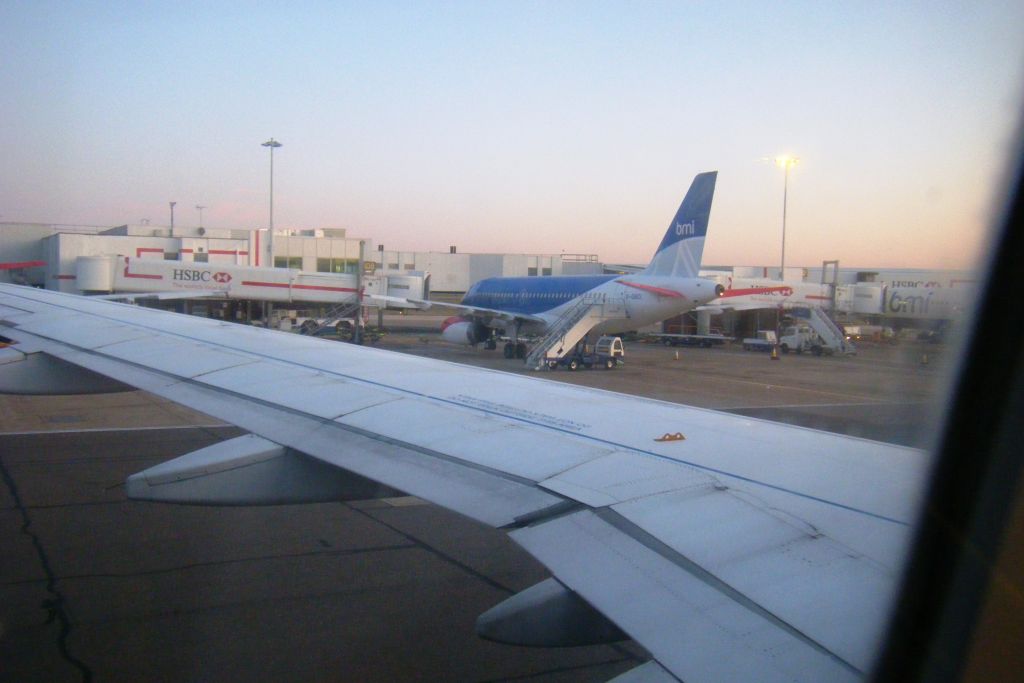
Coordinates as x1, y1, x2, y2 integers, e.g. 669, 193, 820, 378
0, 452, 93, 682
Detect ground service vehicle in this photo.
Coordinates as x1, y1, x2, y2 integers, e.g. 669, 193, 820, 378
741, 330, 777, 352
548, 335, 624, 370
778, 323, 829, 356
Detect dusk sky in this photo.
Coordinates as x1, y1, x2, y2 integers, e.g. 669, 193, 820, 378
2, 2, 1022, 269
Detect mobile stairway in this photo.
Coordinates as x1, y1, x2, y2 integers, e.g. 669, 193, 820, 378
790, 307, 856, 355
524, 294, 627, 370
297, 300, 363, 336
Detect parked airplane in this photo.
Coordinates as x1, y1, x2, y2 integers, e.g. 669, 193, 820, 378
0, 278, 925, 682
384, 172, 724, 363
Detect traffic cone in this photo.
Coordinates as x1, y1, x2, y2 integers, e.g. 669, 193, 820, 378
674, 350, 680, 360
770, 345, 779, 360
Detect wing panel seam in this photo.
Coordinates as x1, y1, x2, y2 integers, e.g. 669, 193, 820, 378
591, 506, 863, 677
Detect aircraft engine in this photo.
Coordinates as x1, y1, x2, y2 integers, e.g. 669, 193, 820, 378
441, 317, 490, 345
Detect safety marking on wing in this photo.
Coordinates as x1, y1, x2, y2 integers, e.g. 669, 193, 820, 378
654, 432, 686, 442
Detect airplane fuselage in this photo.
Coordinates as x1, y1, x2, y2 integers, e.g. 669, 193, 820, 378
462, 274, 722, 336
439, 171, 720, 352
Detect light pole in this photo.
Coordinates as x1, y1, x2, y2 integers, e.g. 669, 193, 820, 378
262, 138, 282, 265
169, 201, 176, 230
196, 205, 206, 227
774, 155, 798, 280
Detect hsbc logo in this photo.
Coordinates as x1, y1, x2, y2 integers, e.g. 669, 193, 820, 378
172, 269, 232, 284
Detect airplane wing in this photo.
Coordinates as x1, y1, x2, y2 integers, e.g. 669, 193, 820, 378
0, 283, 925, 682
367, 293, 548, 324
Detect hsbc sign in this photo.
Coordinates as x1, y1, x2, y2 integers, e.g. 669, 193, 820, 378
172, 269, 232, 284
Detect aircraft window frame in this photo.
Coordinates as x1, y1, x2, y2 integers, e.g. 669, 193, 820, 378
872, 136, 1024, 681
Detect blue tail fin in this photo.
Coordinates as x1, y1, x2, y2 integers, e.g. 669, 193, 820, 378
642, 171, 717, 278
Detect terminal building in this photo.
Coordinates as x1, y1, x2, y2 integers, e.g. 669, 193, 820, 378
0, 221, 976, 337
0, 222, 602, 293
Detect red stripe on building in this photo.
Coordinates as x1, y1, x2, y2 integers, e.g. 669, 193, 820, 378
0, 260, 47, 270
292, 284, 358, 292
53, 274, 76, 280
136, 247, 163, 258
254, 231, 260, 267
209, 249, 248, 256
240, 281, 357, 293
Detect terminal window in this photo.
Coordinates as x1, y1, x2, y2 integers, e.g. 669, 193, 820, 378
276, 257, 303, 269
316, 257, 358, 274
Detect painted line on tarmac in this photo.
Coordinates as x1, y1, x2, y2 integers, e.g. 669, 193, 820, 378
0, 423, 233, 436
698, 374, 899, 404
718, 400, 930, 411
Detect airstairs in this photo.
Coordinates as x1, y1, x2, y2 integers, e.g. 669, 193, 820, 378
298, 301, 362, 336
792, 307, 856, 355
524, 294, 626, 370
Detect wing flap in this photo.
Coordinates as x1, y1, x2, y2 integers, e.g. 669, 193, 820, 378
513, 509, 860, 683
613, 487, 895, 670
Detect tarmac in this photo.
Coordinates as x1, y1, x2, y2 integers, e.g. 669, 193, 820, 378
0, 327, 954, 682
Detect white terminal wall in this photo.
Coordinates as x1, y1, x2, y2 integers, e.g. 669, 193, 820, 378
380, 250, 591, 293
0, 223, 104, 286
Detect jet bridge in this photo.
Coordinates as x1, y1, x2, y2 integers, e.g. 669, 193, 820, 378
73, 255, 425, 308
